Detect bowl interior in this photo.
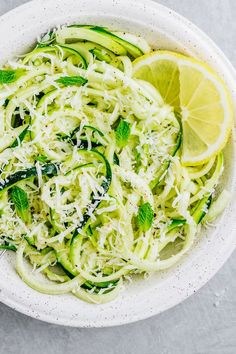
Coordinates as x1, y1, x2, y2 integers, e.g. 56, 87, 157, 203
0, 0, 235, 327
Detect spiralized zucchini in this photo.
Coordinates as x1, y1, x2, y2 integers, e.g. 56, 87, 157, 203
0, 25, 228, 304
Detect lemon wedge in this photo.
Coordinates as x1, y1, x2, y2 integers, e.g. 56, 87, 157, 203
133, 51, 233, 165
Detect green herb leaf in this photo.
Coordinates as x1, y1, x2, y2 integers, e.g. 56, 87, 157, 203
0, 69, 25, 84
55, 76, 88, 87
115, 120, 130, 148
35, 155, 49, 163
10, 186, 31, 224
0, 243, 17, 252
137, 202, 154, 232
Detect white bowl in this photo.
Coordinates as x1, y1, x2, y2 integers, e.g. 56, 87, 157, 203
0, 0, 236, 327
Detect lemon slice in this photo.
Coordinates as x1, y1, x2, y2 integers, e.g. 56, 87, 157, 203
133, 51, 233, 165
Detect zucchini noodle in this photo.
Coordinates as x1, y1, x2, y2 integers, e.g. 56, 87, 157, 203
0, 24, 228, 303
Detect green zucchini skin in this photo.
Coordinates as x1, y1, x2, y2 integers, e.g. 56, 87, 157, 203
75, 140, 102, 149
58, 262, 75, 279
90, 26, 144, 58
168, 194, 212, 231
70, 149, 112, 261
72, 125, 104, 138
192, 195, 212, 224
56, 44, 88, 69
0, 163, 58, 192
11, 125, 29, 148
67, 25, 144, 58
57, 124, 104, 148
150, 129, 182, 190
90, 48, 113, 63
167, 219, 186, 233
81, 279, 119, 294
113, 152, 120, 165
56, 27, 127, 56
73, 149, 112, 235
57, 134, 102, 149
56, 251, 78, 277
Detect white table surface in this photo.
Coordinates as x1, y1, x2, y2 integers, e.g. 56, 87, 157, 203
0, 1, 236, 353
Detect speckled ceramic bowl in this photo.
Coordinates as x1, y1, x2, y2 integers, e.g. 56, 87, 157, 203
0, 0, 235, 327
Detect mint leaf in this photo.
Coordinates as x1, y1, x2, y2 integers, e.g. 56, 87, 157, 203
55, 76, 88, 87
115, 120, 130, 148
35, 155, 49, 163
10, 186, 31, 224
137, 202, 154, 232
0, 70, 16, 83
0, 69, 25, 84
0, 243, 17, 252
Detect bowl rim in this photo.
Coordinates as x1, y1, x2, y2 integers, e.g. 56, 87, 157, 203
0, 0, 236, 327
